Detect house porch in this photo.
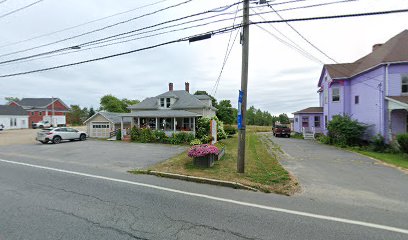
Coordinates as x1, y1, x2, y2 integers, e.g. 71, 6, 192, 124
386, 97, 408, 142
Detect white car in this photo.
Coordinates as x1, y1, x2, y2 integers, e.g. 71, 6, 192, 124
36, 127, 87, 144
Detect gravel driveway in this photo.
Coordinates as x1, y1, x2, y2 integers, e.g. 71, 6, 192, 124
268, 134, 408, 211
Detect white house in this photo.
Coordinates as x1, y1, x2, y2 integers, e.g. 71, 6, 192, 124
0, 105, 29, 130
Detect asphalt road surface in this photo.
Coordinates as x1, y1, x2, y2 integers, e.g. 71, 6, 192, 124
0, 139, 407, 239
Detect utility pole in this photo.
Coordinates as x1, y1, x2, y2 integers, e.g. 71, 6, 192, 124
237, 0, 249, 173
51, 96, 55, 127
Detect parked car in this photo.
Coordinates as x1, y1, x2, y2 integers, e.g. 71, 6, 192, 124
273, 125, 291, 138
36, 127, 87, 144
32, 120, 52, 129
32, 116, 66, 129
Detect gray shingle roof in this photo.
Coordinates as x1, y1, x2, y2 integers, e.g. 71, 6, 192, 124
122, 110, 200, 118
99, 112, 132, 124
194, 95, 211, 100
323, 29, 408, 80
16, 98, 54, 107
0, 105, 27, 116
129, 90, 208, 110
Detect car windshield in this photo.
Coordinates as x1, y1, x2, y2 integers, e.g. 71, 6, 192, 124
41, 128, 53, 131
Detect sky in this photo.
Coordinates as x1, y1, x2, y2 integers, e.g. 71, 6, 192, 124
0, 0, 407, 116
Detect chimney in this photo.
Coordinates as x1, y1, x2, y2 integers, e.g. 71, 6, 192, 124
372, 43, 383, 52
169, 82, 173, 91
185, 82, 190, 93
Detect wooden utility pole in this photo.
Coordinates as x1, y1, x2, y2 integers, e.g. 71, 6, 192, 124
237, 0, 249, 173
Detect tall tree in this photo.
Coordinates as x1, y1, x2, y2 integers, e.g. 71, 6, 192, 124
278, 113, 290, 124
99, 95, 138, 113
217, 100, 234, 124
5, 97, 20, 104
88, 107, 96, 118
194, 91, 218, 108
68, 105, 89, 125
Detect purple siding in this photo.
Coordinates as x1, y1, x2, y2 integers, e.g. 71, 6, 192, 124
293, 113, 323, 133
328, 82, 344, 118
391, 110, 406, 135
388, 64, 408, 96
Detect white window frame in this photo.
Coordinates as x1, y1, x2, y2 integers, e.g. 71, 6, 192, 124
160, 98, 165, 107
332, 88, 340, 102
166, 98, 171, 108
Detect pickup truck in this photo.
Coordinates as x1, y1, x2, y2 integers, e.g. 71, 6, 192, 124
32, 116, 66, 129
273, 125, 291, 138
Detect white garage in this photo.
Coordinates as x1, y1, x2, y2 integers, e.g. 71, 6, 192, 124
0, 105, 29, 130
84, 112, 131, 138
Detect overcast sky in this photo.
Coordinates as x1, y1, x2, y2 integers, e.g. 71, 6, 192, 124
0, 0, 407, 116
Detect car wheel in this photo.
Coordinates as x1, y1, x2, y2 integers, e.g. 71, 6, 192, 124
40, 141, 48, 144
53, 136, 62, 144
39, 125, 44, 129
80, 134, 86, 141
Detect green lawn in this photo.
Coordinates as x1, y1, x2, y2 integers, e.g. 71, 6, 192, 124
131, 133, 298, 194
352, 149, 408, 169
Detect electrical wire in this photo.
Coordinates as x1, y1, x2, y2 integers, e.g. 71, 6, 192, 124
0, 0, 173, 49
0, 0, 44, 20
267, 1, 346, 63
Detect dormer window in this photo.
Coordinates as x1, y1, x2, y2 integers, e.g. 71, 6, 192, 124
160, 98, 165, 107
160, 98, 172, 108
166, 98, 171, 108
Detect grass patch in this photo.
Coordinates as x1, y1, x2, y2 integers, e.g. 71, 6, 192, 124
350, 149, 408, 169
131, 132, 298, 194
230, 125, 272, 133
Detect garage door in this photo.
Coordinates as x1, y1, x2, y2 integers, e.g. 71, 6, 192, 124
91, 122, 111, 138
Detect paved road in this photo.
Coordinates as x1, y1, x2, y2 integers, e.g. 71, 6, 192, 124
269, 134, 408, 212
0, 138, 407, 239
0, 140, 186, 171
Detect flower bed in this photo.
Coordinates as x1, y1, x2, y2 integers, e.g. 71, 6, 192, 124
188, 144, 219, 168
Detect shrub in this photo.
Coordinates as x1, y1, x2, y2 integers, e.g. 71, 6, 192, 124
371, 134, 386, 152
196, 116, 227, 142
327, 115, 366, 147
170, 132, 195, 145
224, 125, 237, 136
139, 128, 154, 143
190, 139, 202, 146
130, 126, 141, 141
187, 144, 219, 158
397, 133, 408, 153
153, 130, 167, 143
116, 130, 122, 140
317, 134, 331, 144
292, 132, 304, 139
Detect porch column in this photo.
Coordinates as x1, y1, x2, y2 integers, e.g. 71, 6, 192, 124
388, 109, 392, 141
120, 116, 124, 140
137, 117, 140, 128
131, 117, 135, 129
192, 117, 196, 137
155, 117, 158, 130
173, 117, 176, 133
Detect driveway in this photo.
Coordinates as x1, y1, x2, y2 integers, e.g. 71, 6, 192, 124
0, 140, 186, 172
268, 134, 408, 211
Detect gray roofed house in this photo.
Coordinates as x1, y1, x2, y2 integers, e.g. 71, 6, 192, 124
83, 112, 132, 138
124, 82, 217, 136
12, 98, 70, 110
0, 105, 29, 129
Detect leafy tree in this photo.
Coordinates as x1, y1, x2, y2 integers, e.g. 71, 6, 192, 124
194, 91, 218, 108
278, 113, 290, 124
5, 97, 20, 104
99, 95, 139, 113
88, 107, 96, 118
216, 100, 234, 124
67, 105, 89, 125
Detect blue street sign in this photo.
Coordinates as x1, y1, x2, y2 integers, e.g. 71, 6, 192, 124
237, 90, 243, 129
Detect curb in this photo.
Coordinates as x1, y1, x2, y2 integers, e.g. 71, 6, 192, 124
134, 170, 258, 192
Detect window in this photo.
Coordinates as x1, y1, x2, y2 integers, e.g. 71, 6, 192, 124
302, 116, 309, 127
332, 88, 340, 102
10, 118, 17, 127
324, 89, 328, 104
160, 98, 165, 107
166, 98, 171, 108
314, 116, 321, 127
355, 95, 359, 104
402, 75, 408, 93
183, 118, 191, 130
295, 117, 298, 123
325, 115, 328, 128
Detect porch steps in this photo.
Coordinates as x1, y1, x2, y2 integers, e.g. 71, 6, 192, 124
303, 133, 314, 140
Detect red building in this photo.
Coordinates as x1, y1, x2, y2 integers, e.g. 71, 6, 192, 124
9, 98, 70, 128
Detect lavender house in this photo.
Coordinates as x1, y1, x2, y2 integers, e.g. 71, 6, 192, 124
294, 30, 408, 142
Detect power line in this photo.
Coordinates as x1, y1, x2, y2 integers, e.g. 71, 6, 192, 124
1, 8, 407, 76
0, 0, 173, 49
0, 0, 44, 20
267, 0, 347, 63
0, 0, 196, 58
0, 0, 349, 65
0, 0, 8, 6
211, 4, 240, 96
0, 25, 240, 78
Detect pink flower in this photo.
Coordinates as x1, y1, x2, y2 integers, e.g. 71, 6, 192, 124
188, 144, 219, 158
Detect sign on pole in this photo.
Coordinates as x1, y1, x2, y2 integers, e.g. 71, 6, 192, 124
237, 90, 244, 129
210, 119, 217, 145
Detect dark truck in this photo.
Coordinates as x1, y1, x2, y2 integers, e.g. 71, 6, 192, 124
273, 125, 291, 138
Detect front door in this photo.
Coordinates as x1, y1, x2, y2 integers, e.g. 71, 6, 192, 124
302, 117, 309, 128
